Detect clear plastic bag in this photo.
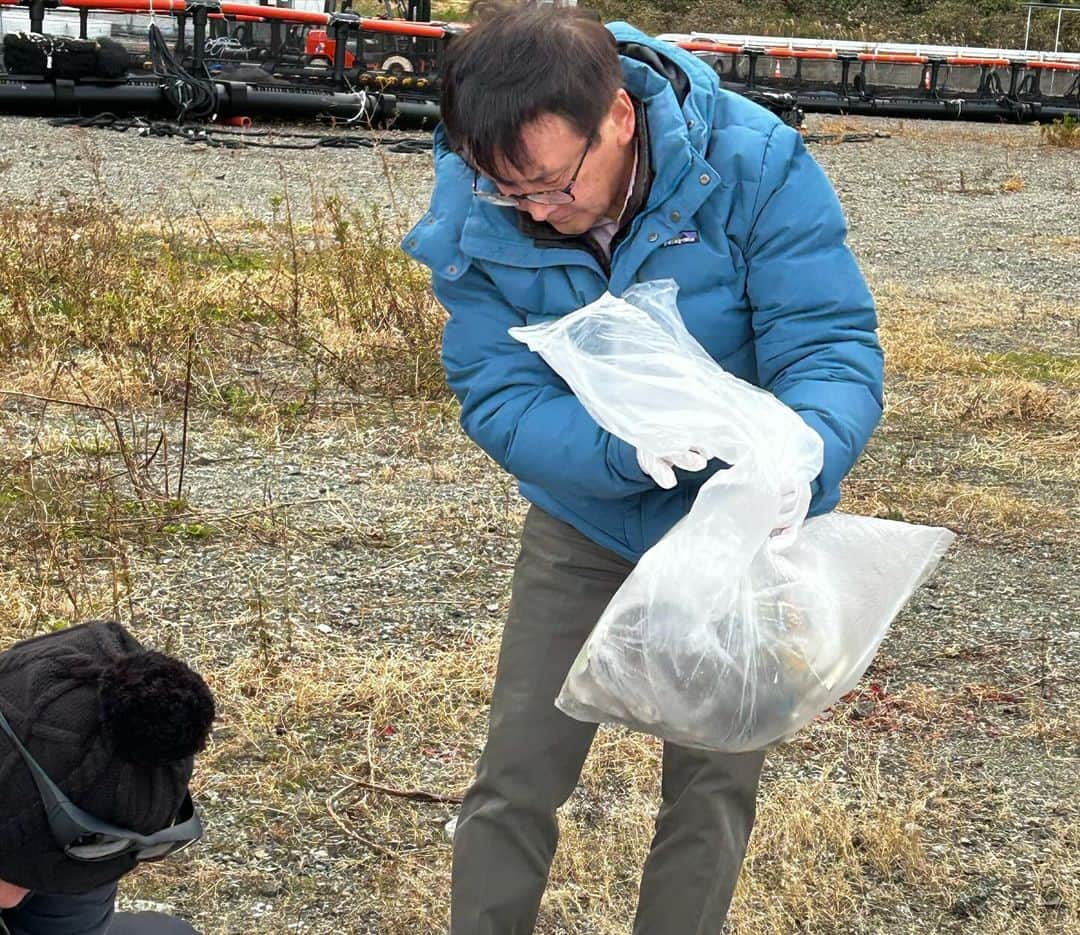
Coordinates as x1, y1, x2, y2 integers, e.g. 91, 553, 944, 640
509, 280, 955, 752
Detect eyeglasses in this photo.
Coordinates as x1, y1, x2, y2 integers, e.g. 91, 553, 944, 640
472, 134, 594, 207
0, 706, 203, 863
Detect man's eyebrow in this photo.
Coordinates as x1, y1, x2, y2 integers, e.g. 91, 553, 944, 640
523, 168, 559, 184
491, 167, 560, 187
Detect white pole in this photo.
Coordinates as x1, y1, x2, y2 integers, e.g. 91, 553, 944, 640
657, 31, 1080, 65
1025, 6, 1033, 50
1050, 7, 1064, 93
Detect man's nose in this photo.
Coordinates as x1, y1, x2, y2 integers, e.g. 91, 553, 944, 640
518, 200, 559, 223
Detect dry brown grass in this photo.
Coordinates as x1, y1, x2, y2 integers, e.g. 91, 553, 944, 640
0, 198, 448, 412
844, 277, 1080, 538
843, 476, 1072, 542
116, 620, 1077, 934
1040, 117, 1080, 149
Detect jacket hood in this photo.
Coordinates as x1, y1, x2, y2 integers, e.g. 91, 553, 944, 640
608, 21, 719, 165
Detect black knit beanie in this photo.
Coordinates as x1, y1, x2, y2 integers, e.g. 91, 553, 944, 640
0, 621, 215, 894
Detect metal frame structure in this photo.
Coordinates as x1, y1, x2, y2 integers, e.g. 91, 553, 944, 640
659, 31, 1080, 67
1023, 2, 1080, 53
660, 30, 1080, 121
0, 0, 455, 122
1, 3, 1077, 124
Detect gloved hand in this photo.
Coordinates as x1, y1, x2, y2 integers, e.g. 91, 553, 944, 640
770, 480, 813, 550
636, 447, 709, 489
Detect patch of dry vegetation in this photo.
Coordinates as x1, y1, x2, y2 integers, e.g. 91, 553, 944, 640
1040, 116, 1080, 150
883, 119, 1043, 149
125, 627, 1078, 934
841, 278, 1080, 540
0, 198, 447, 410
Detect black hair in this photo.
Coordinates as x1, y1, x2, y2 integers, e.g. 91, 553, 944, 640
441, 2, 623, 178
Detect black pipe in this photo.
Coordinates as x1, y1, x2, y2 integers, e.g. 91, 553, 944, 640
332, 21, 347, 82
0, 75, 379, 120
328, 12, 360, 85
175, 14, 187, 56
214, 79, 370, 118
3, 73, 1072, 123
186, 2, 221, 72
393, 97, 440, 126
0, 76, 171, 114
28, 0, 45, 34
192, 13, 206, 71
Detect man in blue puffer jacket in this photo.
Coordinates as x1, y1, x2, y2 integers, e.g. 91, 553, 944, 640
402, 5, 883, 932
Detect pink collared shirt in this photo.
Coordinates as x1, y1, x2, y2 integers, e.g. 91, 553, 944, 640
588, 149, 639, 260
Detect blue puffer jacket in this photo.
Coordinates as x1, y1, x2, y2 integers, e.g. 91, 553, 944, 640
402, 22, 884, 563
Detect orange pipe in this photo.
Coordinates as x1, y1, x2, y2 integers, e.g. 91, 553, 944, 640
858, 53, 927, 64
765, 47, 838, 59
677, 42, 744, 55
1027, 61, 1080, 71
947, 57, 1010, 67
357, 17, 447, 39
0, 0, 330, 26
0, 0, 452, 35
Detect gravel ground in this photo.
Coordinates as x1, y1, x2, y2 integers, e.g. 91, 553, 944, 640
0, 117, 438, 226
813, 119, 1079, 302
1, 110, 1078, 932
0, 113, 1076, 298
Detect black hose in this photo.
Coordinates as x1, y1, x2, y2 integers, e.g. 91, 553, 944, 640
148, 23, 218, 122
47, 113, 433, 153
802, 130, 891, 144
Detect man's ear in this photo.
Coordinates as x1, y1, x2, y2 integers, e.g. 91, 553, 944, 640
610, 88, 636, 148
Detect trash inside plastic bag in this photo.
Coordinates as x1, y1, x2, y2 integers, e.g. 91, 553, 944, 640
509, 280, 955, 752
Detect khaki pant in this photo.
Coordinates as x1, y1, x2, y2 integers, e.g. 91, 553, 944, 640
451, 507, 765, 935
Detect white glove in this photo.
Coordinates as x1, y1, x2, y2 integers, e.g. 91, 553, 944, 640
770, 480, 813, 550
636, 447, 709, 489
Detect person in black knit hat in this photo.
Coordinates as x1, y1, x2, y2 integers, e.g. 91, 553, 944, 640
0, 621, 215, 935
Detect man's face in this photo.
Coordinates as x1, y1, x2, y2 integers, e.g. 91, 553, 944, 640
487, 89, 637, 236
0, 878, 30, 909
